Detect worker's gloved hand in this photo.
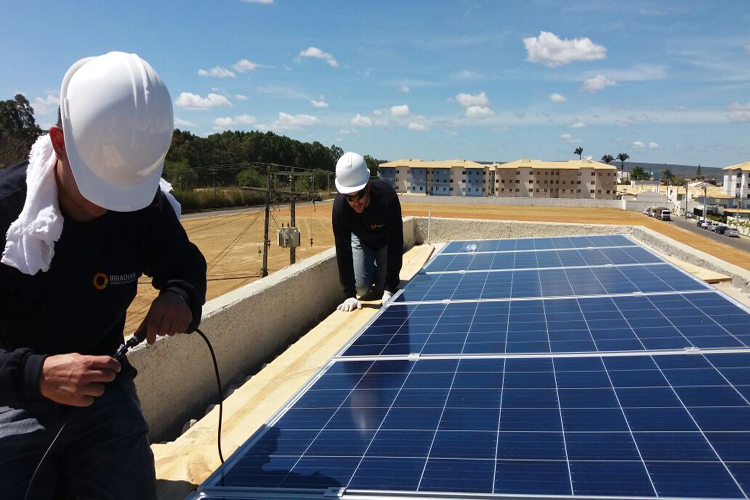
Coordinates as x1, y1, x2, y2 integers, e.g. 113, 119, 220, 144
337, 297, 362, 312
382, 290, 394, 304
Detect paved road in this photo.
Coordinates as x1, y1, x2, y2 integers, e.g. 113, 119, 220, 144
663, 216, 750, 253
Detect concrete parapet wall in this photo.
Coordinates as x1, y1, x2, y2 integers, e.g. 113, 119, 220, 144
399, 194, 623, 208
631, 226, 750, 292
412, 217, 632, 244
130, 217, 417, 440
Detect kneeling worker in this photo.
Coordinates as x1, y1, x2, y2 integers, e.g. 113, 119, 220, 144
333, 152, 403, 312
0, 52, 207, 499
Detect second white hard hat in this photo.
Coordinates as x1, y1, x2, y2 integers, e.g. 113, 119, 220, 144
335, 152, 370, 194
59, 51, 174, 212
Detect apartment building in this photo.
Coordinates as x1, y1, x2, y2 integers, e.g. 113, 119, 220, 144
379, 158, 617, 199
722, 162, 750, 209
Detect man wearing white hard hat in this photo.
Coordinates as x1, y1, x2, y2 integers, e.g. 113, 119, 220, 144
332, 152, 403, 312
0, 52, 206, 499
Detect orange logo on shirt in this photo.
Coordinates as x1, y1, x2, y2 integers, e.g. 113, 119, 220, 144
93, 272, 109, 290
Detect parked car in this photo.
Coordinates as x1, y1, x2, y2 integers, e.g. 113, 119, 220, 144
714, 225, 727, 234
725, 227, 739, 237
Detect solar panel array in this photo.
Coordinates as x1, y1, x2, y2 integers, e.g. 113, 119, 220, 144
199, 234, 750, 500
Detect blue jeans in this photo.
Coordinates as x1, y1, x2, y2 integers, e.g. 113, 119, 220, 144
352, 234, 388, 298
0, 377, 156, 500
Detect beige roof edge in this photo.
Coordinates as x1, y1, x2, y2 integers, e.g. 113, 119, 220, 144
380, 158, 617, 170
723, 162, 750, 171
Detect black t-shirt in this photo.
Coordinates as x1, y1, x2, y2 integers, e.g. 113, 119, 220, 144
332, 179, 403, 297
0, 161, 207, 407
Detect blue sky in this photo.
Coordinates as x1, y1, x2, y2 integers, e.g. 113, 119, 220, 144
3, 0, 750, 168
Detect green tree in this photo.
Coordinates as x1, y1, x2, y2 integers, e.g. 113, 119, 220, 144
630, 166, 646, 180
661, 168, 676, 185
696, 164, 702, 179
616, 152, 629, 173
164, 158, 198, 189
236, 167, 265, 188
364, 155, 382, 177
0, 94, 43, 168
601, 154, 614, 164
573, 146, 583, 160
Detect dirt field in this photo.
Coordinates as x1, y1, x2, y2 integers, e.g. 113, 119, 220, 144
125, 201, 750, 333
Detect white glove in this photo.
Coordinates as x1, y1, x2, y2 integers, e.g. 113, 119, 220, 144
337, 297, 362, 312
382, 290, 394, 304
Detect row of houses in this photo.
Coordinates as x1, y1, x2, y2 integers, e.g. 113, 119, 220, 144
378, 158, 618, 200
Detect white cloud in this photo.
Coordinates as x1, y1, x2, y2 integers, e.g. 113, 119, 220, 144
257, 86, 307, 99
649, 141, 659, 149
571, 122, 586, 129
174, 92, 232, 110
299, 46, 338, 68
523, 31, 607, 67
465, 105, 494, 119
242, 0, 272, 3
198, 66, 236, 78
745, 44, 750, 54
350, 114, 372, 127
236, 94, 248, 101
408, 122, 428, 131
373, 109, 383, 116
374, 119, 389, 126
311, 96, 328, 108
633, 141, 646, 149
728, 102, 750, 123
559, 133, 572, 139
583, 74, 617, 92
174, 117, 196, 127
338, 127, 359, 135
549, 93, 567, 103
390, 105, 410, 117
456, 91, 489, 107
674, 105, 686, 111
398, 85, 410, 93
32, 94, 59, 115
274, 112, 320, 129
454, 69, 480, 80
213, 114, 257, 129
233, 59, 261, 73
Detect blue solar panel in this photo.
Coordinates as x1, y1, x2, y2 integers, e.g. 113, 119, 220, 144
442, 234, 634, 253
396, 263, 709, 302
199, 235, 750, 500
426, 245, 663, 272
202, 353, 750, 498
339, 291, 750, 357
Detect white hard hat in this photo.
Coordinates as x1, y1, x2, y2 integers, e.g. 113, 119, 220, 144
335, 152, 370, 194
59, 51, 174, 212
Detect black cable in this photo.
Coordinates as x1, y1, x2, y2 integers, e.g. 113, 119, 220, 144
25, 327, 225, 499
24, 419, 67, 500
194, 327, 225, 464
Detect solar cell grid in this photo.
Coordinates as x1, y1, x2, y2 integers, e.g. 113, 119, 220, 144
442, 234, 634, 254
426, 246, 663, 272
208, 353, 750, 499
396, 263, 709, 302
340, 291, 750, 357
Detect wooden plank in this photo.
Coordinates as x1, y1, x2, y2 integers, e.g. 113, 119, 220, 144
153, 244, 436, 499
661, 254, 733, 284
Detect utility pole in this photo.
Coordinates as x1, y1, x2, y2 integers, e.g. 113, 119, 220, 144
684, 182, 688, 220
289, 167, 296, 265
702, 182, 707, 224
211, 168, 218, 200
262, 166, 272, 277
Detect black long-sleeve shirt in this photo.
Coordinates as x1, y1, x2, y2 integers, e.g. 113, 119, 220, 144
332, 179, 403, 298
0, 161, 207, 407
